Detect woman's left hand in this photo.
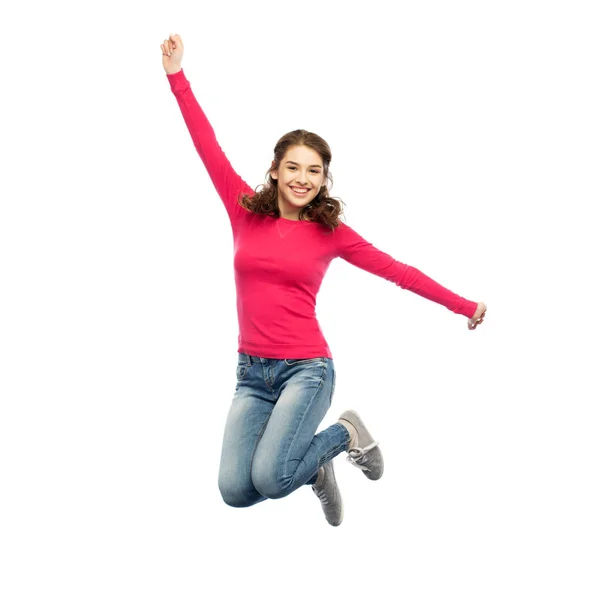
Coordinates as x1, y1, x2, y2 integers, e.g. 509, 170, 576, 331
468, 302, 487, 330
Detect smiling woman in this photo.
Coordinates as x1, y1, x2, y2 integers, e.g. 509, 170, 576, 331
236, 131, 346, 229
161, 32, 487, 527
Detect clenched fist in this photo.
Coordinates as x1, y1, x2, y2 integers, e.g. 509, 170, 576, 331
161, 33, 184, 74
468, 302, 487, 330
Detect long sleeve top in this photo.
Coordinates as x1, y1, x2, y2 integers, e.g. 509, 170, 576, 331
167, 69, 478, 359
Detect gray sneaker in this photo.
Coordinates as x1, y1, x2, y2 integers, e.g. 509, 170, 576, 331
312, 461, 343, 526
338, 410, 384, 480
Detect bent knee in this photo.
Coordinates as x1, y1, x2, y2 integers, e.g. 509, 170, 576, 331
218, 479, 261, 508
220, 492, 256, 508
251, 468, 290, 500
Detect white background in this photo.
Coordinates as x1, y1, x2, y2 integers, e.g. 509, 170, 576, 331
1, 1, 599, 598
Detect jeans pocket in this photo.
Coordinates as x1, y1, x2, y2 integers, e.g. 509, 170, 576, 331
284, 357, 325, 366
236, 362, 249, 381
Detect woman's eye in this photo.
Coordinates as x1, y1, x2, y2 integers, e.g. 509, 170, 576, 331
288, 166, 320, 174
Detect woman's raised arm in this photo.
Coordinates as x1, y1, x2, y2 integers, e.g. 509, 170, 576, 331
161, 34, 252, 225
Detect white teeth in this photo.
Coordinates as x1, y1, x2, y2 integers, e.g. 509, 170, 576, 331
291, 187, 309, 195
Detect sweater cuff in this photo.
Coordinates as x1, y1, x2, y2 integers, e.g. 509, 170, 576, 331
166, 68, 187, 91
458, 299, 479, 319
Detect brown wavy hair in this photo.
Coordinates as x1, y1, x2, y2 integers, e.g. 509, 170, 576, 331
237, 129, 346, 232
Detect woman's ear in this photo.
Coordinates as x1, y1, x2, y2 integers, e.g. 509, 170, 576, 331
270, 161, 277, 180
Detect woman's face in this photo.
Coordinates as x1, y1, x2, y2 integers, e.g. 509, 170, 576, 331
271, 145, 325, 220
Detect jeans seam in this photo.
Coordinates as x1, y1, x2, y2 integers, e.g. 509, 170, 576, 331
250, 416, 272, 473
322, 430, 349, 463
282, 362, 328, 482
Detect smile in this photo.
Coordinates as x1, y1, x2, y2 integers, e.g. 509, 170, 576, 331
290, 186, 310, 196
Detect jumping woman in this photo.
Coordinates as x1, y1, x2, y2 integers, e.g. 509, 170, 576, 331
160, 33, 487, 526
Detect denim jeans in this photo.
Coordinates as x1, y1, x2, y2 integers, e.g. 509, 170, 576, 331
218, 352, 351, 507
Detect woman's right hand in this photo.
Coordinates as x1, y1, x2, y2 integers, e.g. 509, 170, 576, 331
468, 301, 487, 330
161, 33, 184, 74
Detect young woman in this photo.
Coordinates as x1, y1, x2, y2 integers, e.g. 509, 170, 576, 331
160, 34, 487, 527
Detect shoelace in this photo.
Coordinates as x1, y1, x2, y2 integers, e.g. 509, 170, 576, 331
346, 440, 380, 471
312, 486, 330, 505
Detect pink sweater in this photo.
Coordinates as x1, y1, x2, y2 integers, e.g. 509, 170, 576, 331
167, 69, 478, 359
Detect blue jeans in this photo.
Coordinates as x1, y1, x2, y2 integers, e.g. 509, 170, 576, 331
218, 353, 351, 507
